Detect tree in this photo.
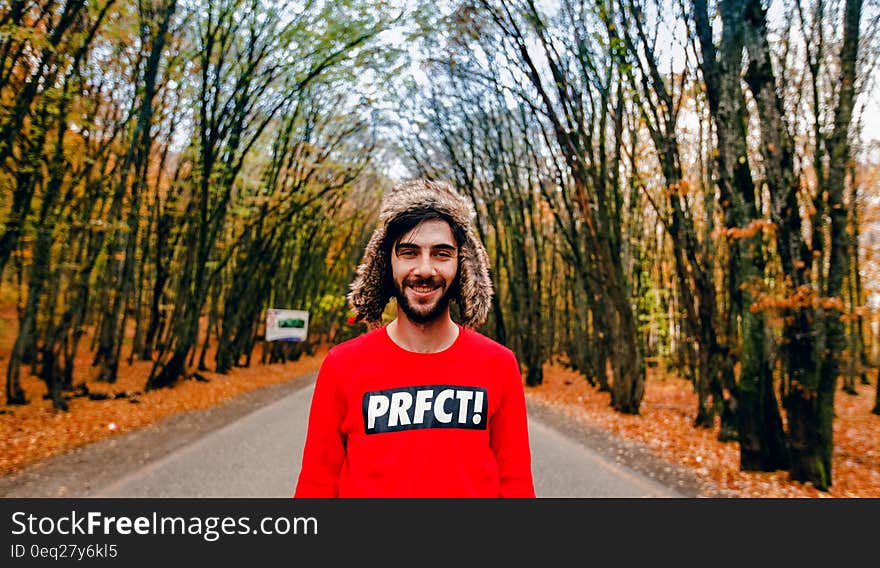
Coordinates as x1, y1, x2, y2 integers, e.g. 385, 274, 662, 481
740, 0, 864, 489
473, 0, 645, 412
92, 0, 179, 384
147, 0, 390, 389
4, 0, 116, 409
693, 0, 787, 469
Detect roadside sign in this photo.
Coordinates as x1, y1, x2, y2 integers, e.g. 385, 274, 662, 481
265, 308, 309, 342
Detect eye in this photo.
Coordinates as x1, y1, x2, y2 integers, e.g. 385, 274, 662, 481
398, 249, 417, 258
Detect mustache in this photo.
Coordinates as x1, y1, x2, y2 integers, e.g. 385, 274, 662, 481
404, 276, 444, 288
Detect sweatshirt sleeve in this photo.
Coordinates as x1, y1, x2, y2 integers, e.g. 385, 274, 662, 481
294, 350, 346, 497
489, 351, 536, 498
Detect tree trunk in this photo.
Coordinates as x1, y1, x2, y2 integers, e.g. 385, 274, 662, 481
873, 366, 880, 415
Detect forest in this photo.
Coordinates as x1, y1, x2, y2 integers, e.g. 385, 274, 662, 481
1, 0, 878, 493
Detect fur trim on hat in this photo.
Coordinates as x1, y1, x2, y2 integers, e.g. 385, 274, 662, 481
347, 179, 493, 329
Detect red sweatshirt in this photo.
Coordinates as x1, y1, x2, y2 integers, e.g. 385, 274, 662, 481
294, 324, 535, 498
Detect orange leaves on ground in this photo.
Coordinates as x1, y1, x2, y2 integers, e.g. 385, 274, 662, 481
526, 363, 880, 497
0, 349, 327, 475
4, 330, 878, 498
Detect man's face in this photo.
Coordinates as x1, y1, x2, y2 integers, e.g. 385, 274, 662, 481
390, 219, 459, 325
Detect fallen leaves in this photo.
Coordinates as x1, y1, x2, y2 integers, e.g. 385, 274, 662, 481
2, 340, 878, 498
526, 363, 880, 498
0, 349, 326, 475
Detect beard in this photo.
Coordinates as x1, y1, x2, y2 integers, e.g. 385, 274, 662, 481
394, 275, 454, 325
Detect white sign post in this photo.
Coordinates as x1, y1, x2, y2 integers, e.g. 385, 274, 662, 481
265, 309, 309, 342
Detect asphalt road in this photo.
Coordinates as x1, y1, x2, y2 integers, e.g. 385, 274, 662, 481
1, 373, 715, 498
82, 383, 683, 498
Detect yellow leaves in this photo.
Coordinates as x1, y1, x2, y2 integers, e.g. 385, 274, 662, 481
664, 179, 691, 197
819, 297, 846, 311
749, 286, 846, 314
840, 304, 873, 322
790, 381, 819, 400
852, 305, 871, 317
712, 219, 776, 241
677, 179, 690, 195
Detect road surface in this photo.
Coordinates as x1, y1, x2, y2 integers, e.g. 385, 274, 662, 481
88, 384, 683, 498
0, 374, 713, 498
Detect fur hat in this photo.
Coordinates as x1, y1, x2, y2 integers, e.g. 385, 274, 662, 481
347, 179, 493, 329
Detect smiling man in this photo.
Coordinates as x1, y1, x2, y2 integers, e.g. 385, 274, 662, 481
294, 179, 535, 498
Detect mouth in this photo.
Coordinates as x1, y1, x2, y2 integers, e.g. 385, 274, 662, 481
406, 282, 442, 300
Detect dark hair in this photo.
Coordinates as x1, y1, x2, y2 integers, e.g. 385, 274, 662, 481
381, 207, 466, 297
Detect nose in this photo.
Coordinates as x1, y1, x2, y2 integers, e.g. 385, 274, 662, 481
412, 252, 435, 277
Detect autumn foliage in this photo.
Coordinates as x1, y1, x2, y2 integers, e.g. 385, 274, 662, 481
0, 346, 326, 476
529, 364, 880, 498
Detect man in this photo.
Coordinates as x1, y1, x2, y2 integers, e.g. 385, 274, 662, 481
294, 179, 535, 497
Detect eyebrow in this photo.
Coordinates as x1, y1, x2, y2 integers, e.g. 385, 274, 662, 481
395, 242, 457, 253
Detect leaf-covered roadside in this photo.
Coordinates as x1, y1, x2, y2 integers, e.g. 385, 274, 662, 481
527, 365, 880, 498
3, 348, 877, 497
0, 350, 326, 476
